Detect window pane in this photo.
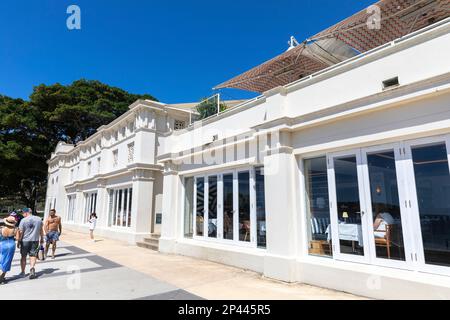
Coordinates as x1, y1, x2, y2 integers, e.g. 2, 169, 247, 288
367, 151, 405, 261
223, 174, 234, 240
117, 190, 123, 226
123, 189, 128, 227
256, 167, 266, 248
108, 190, 114, 226
238, 171, 251, 242
305, 157, 331, 257
412, 143, 450, 267
184, 177, 194, 238
208, 176, 218, 238
334, 156, 364, 256
128, 188, 132, 227
196, 177, 205, 236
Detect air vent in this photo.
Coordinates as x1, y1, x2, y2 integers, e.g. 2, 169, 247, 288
382, 77, 399, 90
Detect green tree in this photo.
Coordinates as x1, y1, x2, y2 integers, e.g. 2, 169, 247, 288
0, 80, 157, 211
196, 96, 227, 120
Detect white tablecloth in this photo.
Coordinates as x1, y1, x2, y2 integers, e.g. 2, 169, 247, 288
326, 223, 363, 246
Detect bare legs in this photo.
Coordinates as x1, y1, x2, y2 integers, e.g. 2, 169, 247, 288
20, 255, 26, 273
45, 241, 57, 258
90, 230, 94, 241
20, 255, 37, 277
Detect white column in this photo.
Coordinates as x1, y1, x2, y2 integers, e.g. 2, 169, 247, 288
129, 169, 155, 243
96, 180, 109, 229
262, 148, 298, 282
159, 163, 181, 253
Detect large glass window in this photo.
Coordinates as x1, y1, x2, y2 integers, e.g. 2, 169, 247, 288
208, 176, 218, 238
305, 157, 331, 257
255, 167, 267, 248
223, 174, 234, 240
367, 151, 405, 261
184, 177, 194, 238
109, 187, 133, 228
186, 168, 266, 247
196, 177, 205, 236
67, 195, 77, 222
334, 156, 364, 256
84, 192, 97, 224
238, 171, 251, 242
412, 143, 450, 267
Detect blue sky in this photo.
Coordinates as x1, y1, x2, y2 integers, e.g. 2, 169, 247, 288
0, 0, 374, 103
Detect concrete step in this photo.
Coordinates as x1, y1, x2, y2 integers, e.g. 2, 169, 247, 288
142, 237, 159, 245
136, 241, 159, 251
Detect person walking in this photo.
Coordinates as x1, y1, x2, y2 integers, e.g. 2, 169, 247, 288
0, 216, 18, 284
43, 209, 62, 259
17, 208, 44, 280
88, 213, 97, 242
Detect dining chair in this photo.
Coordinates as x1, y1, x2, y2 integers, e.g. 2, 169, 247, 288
375, 224, 393, 259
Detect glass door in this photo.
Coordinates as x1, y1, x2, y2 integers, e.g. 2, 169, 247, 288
361, 144, 413, 268
222, 173, 235, 241
191, 169, 258, 247
207, 175, 218, 238
404, 137, 450, 275
328, 150, 370, 263
194, 177, 205, 237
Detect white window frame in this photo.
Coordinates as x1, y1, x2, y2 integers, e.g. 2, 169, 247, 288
66, 194, 77, 222
83, 191, 98, 224
127, 142, 135, 163
112, 149, 119, 168
403, 134, 450, 276
108, 186, 133, 228
302, 133, 450, 277
189, 167, 259, 249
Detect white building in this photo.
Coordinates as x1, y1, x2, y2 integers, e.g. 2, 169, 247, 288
46, 1, 450, 299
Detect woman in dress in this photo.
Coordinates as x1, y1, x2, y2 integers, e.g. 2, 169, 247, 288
0, 215, 18, 284
88, 213, 98, 242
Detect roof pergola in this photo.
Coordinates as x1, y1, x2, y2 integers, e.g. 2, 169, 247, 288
215, 0, 450, 93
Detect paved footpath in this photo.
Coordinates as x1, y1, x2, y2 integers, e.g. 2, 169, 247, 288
0, 231, 365, 300
0, 242, 201, 300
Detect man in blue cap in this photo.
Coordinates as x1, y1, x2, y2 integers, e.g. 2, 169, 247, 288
17, 208, 44, 279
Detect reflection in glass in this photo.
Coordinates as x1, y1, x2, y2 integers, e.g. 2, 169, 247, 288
412, 143, 450, 267
367, 151, 405, 261
334, 156, 364, 256
255, 167, 266, 248
223, 174, 234, 240
238, 171, 251, 242
208, 176, 218, 238
196, 177, 205, 236
128, 188, 132, 227
305, 157, 332, 257
184, 177, 194, 238
117, 190, 122, 226
123, 189, 128, 227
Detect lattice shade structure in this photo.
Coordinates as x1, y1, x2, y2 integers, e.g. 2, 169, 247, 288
215, 0, 450, 93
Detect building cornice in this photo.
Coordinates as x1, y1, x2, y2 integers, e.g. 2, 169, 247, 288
64, 163, 163, 189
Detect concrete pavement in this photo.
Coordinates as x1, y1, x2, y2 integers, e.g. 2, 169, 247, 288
0, 242, 201, 300
56, 230, 365, 300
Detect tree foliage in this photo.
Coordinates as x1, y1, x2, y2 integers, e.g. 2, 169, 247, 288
195, 96, 227, 120
0, 79, 157, 211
